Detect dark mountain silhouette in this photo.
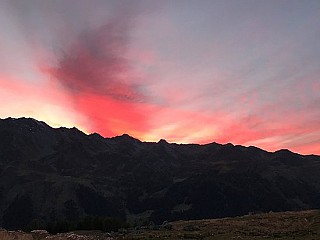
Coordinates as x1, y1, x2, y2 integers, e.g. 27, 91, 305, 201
0, 117, 320, 230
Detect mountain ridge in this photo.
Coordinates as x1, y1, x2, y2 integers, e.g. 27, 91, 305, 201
0, 117, 320, 230
1, 117, 315, 156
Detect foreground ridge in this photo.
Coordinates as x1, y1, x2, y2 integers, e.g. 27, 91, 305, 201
1, 210, 320, 239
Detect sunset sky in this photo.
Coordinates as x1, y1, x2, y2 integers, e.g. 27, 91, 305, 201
0, 0, 319, 155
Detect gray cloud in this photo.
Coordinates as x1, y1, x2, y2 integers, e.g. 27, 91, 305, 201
51, 16, 145, 102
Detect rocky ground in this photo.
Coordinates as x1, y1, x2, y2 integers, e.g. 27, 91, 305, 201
1, 210, 320, 240
0, 229, 112, 240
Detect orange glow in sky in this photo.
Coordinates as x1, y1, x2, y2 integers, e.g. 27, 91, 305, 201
0, 0, 319, 155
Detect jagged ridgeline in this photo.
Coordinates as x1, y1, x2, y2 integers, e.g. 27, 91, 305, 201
0, 117, 320, 231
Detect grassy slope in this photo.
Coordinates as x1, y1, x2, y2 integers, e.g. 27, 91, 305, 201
121, 210, 320, 240
2, 210, 320, 239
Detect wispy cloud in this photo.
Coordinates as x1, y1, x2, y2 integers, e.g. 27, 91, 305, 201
0, 0, 319, 154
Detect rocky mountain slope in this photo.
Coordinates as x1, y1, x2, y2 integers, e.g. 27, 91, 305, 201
0, 117, 320, 230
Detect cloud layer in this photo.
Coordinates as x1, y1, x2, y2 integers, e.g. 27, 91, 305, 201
0, 0, 319, 155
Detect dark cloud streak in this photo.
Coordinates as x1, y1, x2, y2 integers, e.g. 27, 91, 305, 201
51, 13, 145, 102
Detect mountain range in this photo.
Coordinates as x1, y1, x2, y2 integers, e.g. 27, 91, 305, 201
0, 117, 320, 230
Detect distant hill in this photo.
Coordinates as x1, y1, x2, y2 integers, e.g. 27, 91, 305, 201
0, 117, 320, 230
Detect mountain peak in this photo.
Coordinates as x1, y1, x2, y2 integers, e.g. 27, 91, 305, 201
275, 149, 293, 153
111, 133, 140, 143
157, 139, 169, 144
1, 117, 50, 130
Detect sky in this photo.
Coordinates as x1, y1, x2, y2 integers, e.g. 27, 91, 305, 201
0, 0, 319, 155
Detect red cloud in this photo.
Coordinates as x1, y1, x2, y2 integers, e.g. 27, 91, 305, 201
51, 20, 143, 102
48, 13, 152, 136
